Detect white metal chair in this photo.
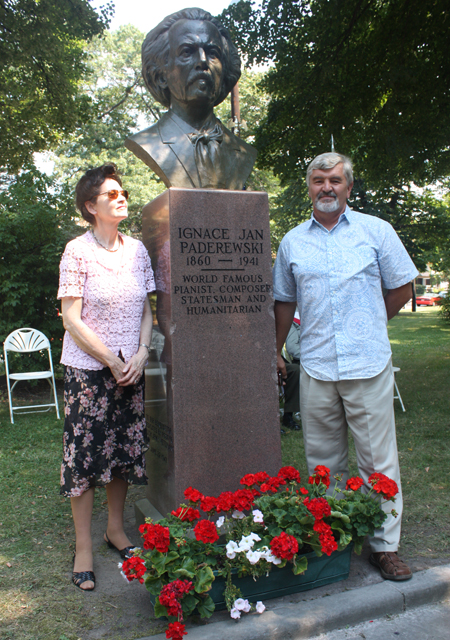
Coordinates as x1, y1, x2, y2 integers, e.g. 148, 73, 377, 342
3, 328, 61, 424
392, 366, 406, 412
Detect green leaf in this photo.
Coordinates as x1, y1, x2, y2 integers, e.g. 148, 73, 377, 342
330, 511, 351, 523
194, 566, 215, 593
292, 556, 308, 575
196, 595, 216, 619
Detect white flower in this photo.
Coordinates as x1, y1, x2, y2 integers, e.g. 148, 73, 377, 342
230, 607, 241, 619
226, 540, 239, 559
216, 516, 225, 528
117, 562, 123, 569
238, 539, 253, 552
256, 601, 266, 614
234, 598, 250, 612
246, 550, 262, 565
252, 509, 264, 523
232, 510, 245, 519
272, 556, 282, 565
120, 571, 130, 583
249, 532, 261, 542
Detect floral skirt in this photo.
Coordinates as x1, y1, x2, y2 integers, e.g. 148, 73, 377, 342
60, 366, 149, 497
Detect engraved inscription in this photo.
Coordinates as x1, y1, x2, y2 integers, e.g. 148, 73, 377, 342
173, 225, 271, 316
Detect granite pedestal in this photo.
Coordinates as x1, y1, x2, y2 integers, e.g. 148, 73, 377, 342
139, 188, 281, 519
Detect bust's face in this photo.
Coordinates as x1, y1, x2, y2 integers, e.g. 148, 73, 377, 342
161, 19, 224, 110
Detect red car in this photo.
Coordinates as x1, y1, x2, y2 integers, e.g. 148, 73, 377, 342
416, 294, 439, 306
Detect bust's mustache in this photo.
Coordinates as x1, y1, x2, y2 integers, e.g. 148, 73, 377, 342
187, 71, 214, 88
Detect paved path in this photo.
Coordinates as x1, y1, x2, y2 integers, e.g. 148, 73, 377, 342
307, 600, 450, 640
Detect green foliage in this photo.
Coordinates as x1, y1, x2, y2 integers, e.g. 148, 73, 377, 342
222, 1, 450, 267
439, 295, 450, 322
51, 25, 166, 235
222, 0, 450, 190
0, 0, 112, 172
0, 168, 81, 361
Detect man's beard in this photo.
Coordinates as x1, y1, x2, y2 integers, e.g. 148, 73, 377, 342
314, 193, 340, 213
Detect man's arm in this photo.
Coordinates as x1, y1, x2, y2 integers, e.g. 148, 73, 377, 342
274, 300, 297, 379
384, 282, 413, 320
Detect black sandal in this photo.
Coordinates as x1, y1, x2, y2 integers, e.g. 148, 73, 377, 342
72, 552, 95, 591
104, 532, 137, 560
72, 570, 96, 591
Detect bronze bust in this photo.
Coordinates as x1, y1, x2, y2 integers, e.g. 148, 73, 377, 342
125, 8, 257, 190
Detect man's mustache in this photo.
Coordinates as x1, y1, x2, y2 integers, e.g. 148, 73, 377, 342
317, 192, 337, 200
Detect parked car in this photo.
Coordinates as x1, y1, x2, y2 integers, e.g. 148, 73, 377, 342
416, 294, 438, 306
415, 292, 448, 306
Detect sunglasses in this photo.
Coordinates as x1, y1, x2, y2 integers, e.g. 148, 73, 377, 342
95, 189, 129, 200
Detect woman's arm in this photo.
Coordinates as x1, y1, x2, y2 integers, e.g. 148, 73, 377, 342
117, 295, 153, 386
61, 297, 126, 382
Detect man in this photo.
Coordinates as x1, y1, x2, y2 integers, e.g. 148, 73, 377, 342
125, 8, 257, 190
273, 152, 418, 581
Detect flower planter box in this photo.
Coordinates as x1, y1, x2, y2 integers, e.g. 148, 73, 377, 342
210, 545, 353, 610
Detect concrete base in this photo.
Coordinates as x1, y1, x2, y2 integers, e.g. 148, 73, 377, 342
134, 498, 164, 530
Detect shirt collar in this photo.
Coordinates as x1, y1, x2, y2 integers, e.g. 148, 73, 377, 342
308, 205, 352, 231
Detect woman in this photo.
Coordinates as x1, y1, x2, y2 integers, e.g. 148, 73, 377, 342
58, 164, 155, 591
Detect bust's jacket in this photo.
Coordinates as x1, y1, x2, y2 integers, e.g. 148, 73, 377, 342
125, 110, 257, 190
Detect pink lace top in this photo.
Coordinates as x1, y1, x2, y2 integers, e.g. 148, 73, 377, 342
57, 231, 155, 370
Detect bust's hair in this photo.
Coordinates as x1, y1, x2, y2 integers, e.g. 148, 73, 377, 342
306, 153, 354, 187
142, 8, 241, 108
75, 163, 122, 225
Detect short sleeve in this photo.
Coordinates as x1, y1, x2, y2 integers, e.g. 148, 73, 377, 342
378, 223, 419, 290
141, 244, 156, 293
57, 242, 86, 299
272, 237, 298, 302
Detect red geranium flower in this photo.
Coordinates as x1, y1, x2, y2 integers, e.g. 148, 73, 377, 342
308, 465, 331, 489
270, 531, 299, 561
184, 486, 203, 503
319, 530, 338, 556
277, 466, 301, 483
121, 556, 146, 583
368, 473, 398, 500
253, 471, 270, 484
232, 489, 255, 511
200, 495, 217, 513
166, 621, 187, 639
240, 473, 257, 487
215, 491, 235, 512
193, 519, 219, 544
159, 580, 193, 618
346, 476, 364, 491
171, 507, 201, 522
304, 497, 331, 520
260, 476, 286, 493
139, 523, 171, 553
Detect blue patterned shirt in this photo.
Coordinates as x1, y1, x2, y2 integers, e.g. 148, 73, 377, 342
273, 207, 418, 381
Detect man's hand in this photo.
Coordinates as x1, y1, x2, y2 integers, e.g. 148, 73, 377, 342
277, 353, 287, 383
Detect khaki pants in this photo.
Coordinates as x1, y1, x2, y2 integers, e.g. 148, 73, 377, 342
299, 359, 402, 552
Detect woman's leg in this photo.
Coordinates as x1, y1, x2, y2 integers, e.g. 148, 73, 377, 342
105, 476, 132, 549
71, 487, 95, 589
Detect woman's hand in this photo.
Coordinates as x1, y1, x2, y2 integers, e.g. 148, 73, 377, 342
116, 347, 148, 386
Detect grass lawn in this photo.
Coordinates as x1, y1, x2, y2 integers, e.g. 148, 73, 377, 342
0, 308, 449, 639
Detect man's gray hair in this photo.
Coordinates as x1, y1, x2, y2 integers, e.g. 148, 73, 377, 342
142, 8, 241, 109
306, 153, 354, 187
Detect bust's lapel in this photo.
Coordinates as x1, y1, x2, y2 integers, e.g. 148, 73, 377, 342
158, 114, 200, 188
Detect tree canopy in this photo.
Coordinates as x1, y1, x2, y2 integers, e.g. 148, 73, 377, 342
222, 0, 450, 191
0, 0, 112, 172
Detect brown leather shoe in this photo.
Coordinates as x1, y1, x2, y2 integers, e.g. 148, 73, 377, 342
369, 551, 412, 581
